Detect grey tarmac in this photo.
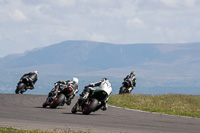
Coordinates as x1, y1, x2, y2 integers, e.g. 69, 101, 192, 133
0, 94, 200, 133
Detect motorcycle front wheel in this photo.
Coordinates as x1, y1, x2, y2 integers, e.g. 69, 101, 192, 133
15, 83, 26, 94
42, 102, 48, 108
71, 104, 78, 114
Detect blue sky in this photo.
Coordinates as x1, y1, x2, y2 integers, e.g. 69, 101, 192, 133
0, 0, 200, 57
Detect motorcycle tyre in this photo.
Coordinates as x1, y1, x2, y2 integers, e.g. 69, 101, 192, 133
42, 102, 48, 108
82, 98, 98, 115
50, 93, 65, 109
119, 87, 126, 94
15, 83, 26, 94
71, 104, 78, 114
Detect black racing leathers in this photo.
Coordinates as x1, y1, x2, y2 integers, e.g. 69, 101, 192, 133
48, 80, 79, 103
20, 72, 38, 89
124, 74, 136, 87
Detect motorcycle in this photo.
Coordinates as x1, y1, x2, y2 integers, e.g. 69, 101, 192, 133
71, 88, 109, 115
42, 83, 74, 108
119, 79, 134, 94
15, 76, 33, 94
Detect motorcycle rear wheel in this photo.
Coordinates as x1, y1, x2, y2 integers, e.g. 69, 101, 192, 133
50, 93, 65, 109
119, 87, 126, 94
82, 98, 98, 115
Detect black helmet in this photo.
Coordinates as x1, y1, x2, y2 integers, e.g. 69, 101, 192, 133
102, 77, 108, 81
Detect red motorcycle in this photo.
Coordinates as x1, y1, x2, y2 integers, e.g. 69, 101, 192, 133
43, 83, 74, 108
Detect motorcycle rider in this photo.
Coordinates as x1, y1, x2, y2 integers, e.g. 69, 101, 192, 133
124, 71, 136, 90
19, 71, 38, 90
46, 77, 79, 105
76, 78, 112, 111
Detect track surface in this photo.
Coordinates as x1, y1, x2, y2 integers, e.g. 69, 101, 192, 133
0, 94, 200, 133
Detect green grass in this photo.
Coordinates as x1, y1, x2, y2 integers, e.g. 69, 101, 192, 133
108, 94, 200, 118
0, 127, 91, 133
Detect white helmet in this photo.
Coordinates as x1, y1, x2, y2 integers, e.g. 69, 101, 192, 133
72, 77, 78, 84
34, 71, 38, 74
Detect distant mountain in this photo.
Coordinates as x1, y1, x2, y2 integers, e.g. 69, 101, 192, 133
0, 40, 160, 70
0, 40, 200, 95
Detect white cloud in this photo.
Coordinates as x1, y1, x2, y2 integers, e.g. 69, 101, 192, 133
88, 33, 106, 42
51, 0, 76, 7
160, 0, 196, 8
0, 0, 200, 57
160, 0, 179, 8
126, 18, 146, 29
9, 9, 27, 21
184, 0, 195, 7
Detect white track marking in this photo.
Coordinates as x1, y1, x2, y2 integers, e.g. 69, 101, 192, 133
108, 105, 199, 119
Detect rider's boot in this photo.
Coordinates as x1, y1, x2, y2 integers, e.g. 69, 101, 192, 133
101, 102, 108, 111
66, 94, 75, 105
27, 86, 34, 90
66, 97, 71, 105
77, 103, 82, 111
20, 89, 25, 94
128, 87, 132, 93
77, 98, 84, 111
28, 80, 34, 90
30, 86, 34, 90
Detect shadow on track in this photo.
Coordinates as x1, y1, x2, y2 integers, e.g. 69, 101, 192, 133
62, 112, 104, 116
34, 107, 66, 109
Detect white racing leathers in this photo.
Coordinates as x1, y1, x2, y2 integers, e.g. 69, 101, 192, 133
81, 79, 112, 102
92, 80, 112, 103
99, 80, 112, 96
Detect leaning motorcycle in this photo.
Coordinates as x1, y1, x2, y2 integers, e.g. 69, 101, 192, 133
119, 80, 134, 94
15, 76, 33, 94
42, 83, 74, 108
71, 88, 109, 115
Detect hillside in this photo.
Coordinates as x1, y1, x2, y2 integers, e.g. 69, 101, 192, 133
0, 41, 160, 70
0, 40, 200, 95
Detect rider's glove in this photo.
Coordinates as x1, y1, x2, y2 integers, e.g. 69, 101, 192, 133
89, 83, 95, 87
65, 80, 70, 84
84, 86, 89, 89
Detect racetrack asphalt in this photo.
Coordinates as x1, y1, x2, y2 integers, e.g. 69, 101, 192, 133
0, 93, 200, 133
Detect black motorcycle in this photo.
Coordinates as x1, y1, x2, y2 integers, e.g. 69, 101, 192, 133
15, 76, 33, 94
42, 84, 74, 108
71, 89, 109, 115
119, 79, 134, 94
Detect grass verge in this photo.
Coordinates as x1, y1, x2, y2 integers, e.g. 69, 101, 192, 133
108, 94, 200, 118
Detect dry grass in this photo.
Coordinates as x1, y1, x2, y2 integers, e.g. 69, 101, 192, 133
0, 127, 91, 133
108, 94, 200, 118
